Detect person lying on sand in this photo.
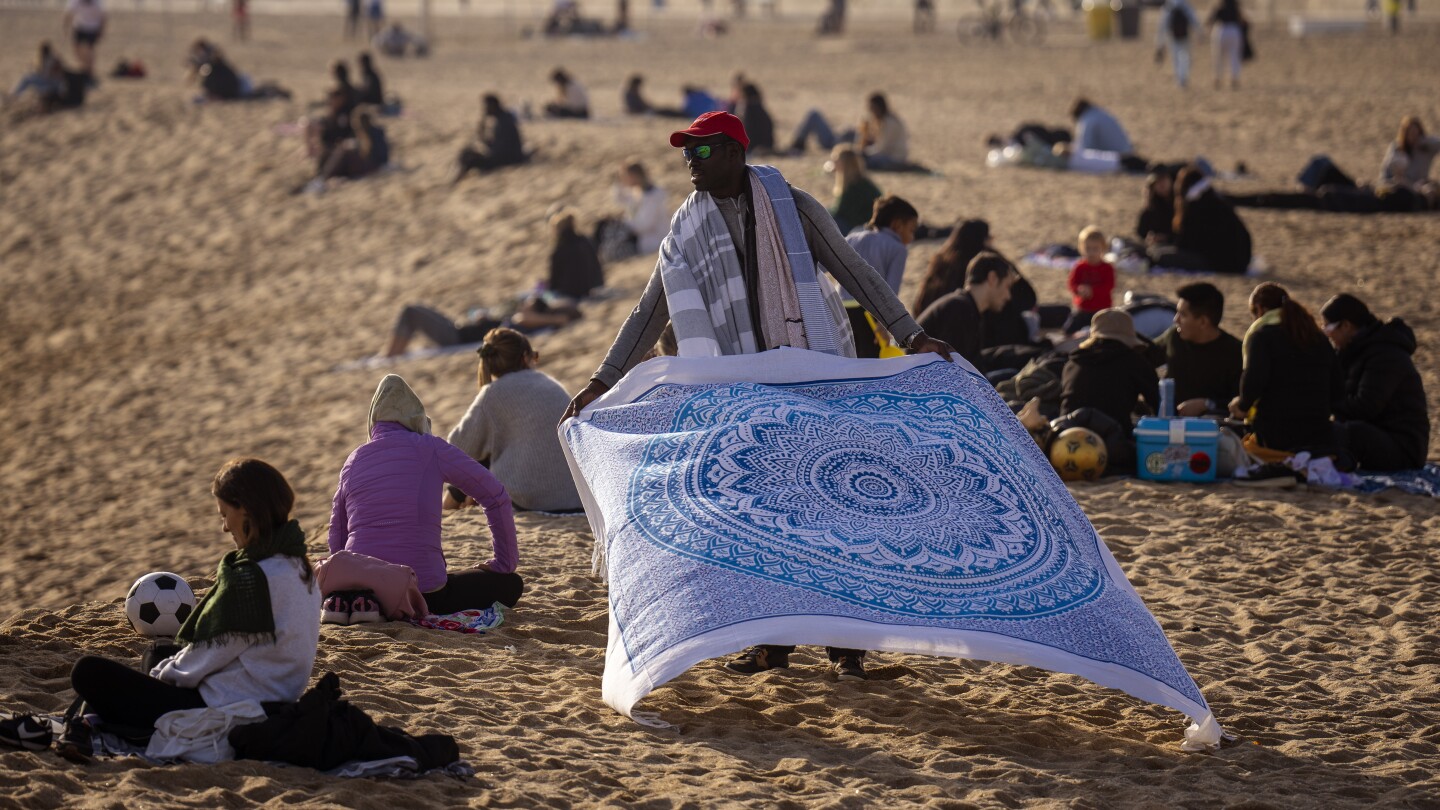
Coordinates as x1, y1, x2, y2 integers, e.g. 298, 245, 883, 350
61, 459, 320, 761
561, 111, 956, 681
328, 375, 524, 615
444, 328, 584, 513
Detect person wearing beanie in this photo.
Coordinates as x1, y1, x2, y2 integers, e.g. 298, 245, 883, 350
1321, 294, 1430, 471
561, 110, 956, 683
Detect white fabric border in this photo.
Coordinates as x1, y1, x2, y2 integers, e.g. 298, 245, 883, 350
560, 348, 1223, 750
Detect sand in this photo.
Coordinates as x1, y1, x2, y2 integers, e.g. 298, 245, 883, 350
2, 5, 1439, 807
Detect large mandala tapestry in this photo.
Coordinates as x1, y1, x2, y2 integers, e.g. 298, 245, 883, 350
562, 350, 1219, 748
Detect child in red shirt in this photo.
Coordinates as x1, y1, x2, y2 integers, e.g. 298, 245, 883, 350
1066, 225, 1115, 332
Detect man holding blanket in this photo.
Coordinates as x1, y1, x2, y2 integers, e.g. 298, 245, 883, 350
562, 111, 955, 682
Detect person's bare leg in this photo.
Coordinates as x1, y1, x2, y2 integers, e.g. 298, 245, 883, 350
382, 329, 409, 357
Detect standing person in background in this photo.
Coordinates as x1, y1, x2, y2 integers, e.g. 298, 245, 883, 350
1208, 0, 1245, 90
827, 146, 882, 235
345, 0, 362, 40
545, 68, 590, 119
1065, 226, 1115, 334
1156, 0, 1201, 89
843, 196, 919, 357
445, 329, 584, 513
366, 0, 385, 39
62, 0, 106, 75
232, 0, 250, 41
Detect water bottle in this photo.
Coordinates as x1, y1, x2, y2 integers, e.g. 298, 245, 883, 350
1159, 378, 1176, 418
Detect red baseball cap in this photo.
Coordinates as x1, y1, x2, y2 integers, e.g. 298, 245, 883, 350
669, 111, 750, 150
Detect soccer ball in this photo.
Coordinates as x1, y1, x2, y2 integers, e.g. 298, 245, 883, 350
1048, 427, 1108, 482
125, 572, 197, 638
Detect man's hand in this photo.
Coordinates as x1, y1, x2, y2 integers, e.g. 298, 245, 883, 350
908, 332, 956, 362
1227, 396, 1246, 420
561, 379, 611, 422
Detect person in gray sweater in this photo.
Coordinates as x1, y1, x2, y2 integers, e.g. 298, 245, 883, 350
445, 328, 583, 513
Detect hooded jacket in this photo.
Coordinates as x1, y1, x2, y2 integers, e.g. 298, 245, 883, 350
1060, 339, 1159, 435
1335, 318, 1430, 464
330, 376, 517, 592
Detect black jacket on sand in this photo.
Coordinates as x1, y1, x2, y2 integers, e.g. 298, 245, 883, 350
1060, 339, 1160, 435
1335, 318, 1430, 467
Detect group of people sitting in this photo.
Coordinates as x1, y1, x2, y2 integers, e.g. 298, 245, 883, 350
297, 56, 393, 193
6, 41, 91, 113
1135, 162, 1253, 274
62, 336, 579, 751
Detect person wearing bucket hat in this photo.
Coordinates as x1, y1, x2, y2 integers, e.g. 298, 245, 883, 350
329, 375, 524, 615
562, 110, 956, 683
1061, 308, 1160, 439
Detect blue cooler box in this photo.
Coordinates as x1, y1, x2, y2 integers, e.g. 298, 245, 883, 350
1135, 417, 1219, 482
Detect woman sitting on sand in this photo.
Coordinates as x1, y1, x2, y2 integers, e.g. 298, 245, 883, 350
356, 51, 384, 106
912, 219, 992, 315
67, 459, 320, 739
445, 328, 583, 513
1136, 167, 1176, 246
827, 146, 882, 235
1163, 165, 1252, 275
594, 161, 669, 262
1380, 116, 1440, 194
329, 375, 523, 614
1229, 282, 1340, 455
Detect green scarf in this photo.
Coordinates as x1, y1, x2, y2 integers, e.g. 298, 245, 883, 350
177, 520, 309, 647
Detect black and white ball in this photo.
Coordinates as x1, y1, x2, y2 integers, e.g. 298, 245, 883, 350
125, 572, 197, 638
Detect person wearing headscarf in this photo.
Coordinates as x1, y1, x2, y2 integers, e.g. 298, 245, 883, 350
328, 375, 523, 614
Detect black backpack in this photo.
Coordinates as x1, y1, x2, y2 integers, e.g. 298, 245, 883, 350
1168, 5, 1190, 40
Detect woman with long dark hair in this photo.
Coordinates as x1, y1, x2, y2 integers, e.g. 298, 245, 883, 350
1230, 283, 1341, 453
1172, 165, 1252, 275
912, 219, 991, 315
67, 459, 320, 737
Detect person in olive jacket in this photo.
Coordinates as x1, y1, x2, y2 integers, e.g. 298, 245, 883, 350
1321, 294, 1430, 471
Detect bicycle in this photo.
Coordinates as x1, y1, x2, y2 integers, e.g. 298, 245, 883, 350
957, 0, 1046, 45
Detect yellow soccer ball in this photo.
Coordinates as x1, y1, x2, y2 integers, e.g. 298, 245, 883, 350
1048, 427, 1108, 482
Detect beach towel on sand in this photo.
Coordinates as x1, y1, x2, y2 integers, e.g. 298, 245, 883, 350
561, 348, 1222, 750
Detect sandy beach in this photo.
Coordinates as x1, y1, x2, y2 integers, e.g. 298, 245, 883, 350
2, 4, 1439, 807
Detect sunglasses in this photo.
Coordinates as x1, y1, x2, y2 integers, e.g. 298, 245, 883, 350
681, 143, 727, 162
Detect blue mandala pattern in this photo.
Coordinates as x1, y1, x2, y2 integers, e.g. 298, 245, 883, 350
622, 377, 1105, 619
